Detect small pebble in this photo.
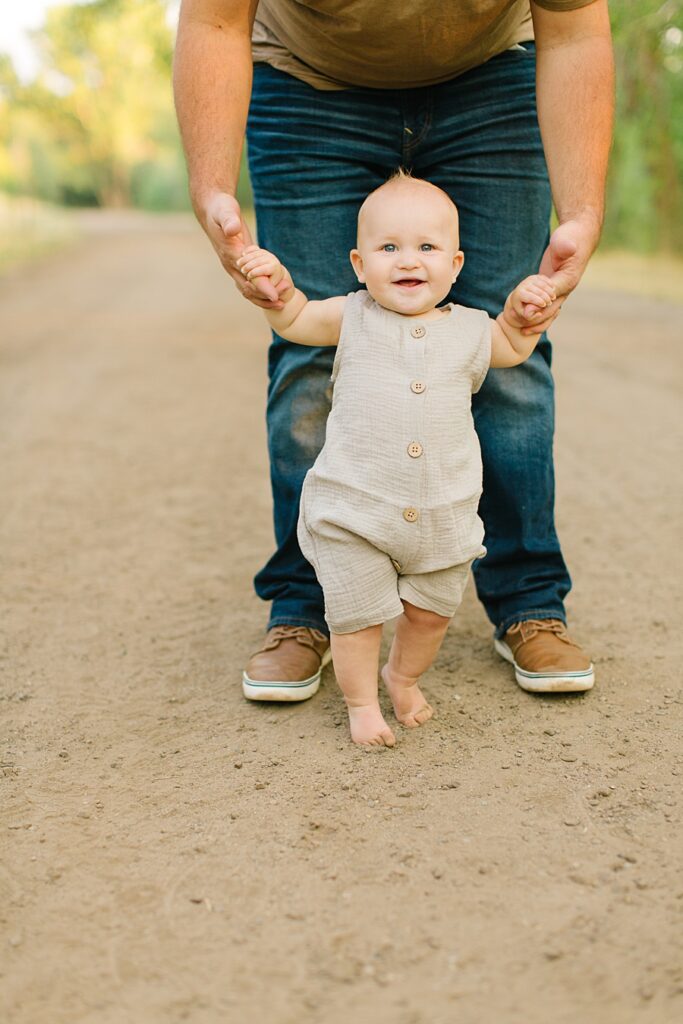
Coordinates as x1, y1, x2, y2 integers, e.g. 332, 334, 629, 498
569, 873, 595, 887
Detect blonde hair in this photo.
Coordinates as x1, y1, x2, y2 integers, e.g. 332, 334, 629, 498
357, 169, 459, 236
386, 166, 414, 185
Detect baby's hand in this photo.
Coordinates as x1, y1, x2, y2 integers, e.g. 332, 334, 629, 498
505, 274, 557, 328
236, 245, 295, 303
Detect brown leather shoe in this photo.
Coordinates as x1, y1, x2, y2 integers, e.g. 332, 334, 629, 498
242, 626, 331, 702
494, 618, 594, 693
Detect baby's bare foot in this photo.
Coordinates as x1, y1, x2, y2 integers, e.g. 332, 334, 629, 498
346, 703, 396, 747
381, 665, 434, 728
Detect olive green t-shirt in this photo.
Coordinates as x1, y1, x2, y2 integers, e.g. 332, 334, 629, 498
252, 0, 596, 90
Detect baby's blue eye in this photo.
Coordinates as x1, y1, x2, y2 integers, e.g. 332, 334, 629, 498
420, 243, 434, 252
381, 243, 397, 252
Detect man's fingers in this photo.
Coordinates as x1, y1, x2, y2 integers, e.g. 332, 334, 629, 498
520, 294, 565, 332
538, 227, 587, 297
539, 236, 579, 281
521, 307, 561, 335
218, 214, 242, 237
250, 273, 279, 302
210, 204, 241, 240
549, 236, 579, 271
233, 273, 284, 309
206, 193, 243, 239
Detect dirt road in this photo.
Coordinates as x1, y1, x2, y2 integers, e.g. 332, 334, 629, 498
1, 214, 682, 1024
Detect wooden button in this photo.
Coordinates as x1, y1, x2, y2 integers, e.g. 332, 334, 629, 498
410, 380, 426, 394
402, 508, 419, 523
407, 442, 423, 458
410, 325, 426, 339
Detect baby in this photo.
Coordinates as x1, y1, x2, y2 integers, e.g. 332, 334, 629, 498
237, 172, 556, 748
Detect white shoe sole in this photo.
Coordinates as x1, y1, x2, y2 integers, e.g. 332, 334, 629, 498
242, 648, 332, 702
494, 638, 595, 693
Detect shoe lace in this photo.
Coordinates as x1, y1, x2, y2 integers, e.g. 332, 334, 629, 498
267, 626, 327, 648
507, 619, 577, 646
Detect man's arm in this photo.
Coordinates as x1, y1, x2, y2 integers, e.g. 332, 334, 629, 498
173, 0, 282, 305
522, 0, 614, 333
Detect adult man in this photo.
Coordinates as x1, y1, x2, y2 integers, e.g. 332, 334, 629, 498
173, 0, 614, 699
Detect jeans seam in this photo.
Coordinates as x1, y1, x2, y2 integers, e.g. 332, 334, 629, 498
496, 608, 567, 639
401, 96, 434, 163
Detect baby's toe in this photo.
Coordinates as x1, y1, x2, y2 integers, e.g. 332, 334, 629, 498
400, 704, 434, 728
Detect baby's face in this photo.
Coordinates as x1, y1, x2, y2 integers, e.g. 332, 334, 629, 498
350, 182, 464, 317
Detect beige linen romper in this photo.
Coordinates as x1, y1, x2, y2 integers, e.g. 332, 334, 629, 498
297, 290, 491, 634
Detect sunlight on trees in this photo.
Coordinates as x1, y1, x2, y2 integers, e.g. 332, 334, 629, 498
0, 0, 187, 209
0, 0, 680, 252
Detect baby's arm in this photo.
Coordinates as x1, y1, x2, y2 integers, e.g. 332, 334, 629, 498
490, 275, 557, 367
236, 246, 345, 346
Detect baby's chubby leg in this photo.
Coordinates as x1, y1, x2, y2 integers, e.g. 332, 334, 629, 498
330, 625, 395, 747
382, 602, 450, 727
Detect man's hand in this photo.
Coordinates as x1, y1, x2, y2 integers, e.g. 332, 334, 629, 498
518, 216, 601, 335
198, 191, 290, 309
504, 274, 557, 331
236, 245, 296, 304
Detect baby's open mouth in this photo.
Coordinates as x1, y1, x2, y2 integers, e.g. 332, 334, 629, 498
394, 278, 425, 288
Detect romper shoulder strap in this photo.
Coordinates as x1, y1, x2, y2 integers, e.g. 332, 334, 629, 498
330, 289, 369, 382
451, 305, 492, 393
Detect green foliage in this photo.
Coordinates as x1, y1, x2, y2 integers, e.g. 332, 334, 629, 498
0, 0, 681, 251
603, 0, 683, 252
0, 0, 190, 209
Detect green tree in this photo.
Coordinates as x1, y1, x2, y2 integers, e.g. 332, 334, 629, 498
604, 0, 683, 252
2, 0, 188, 208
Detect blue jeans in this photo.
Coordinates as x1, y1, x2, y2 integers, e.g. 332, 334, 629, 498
246, 44, 571, 638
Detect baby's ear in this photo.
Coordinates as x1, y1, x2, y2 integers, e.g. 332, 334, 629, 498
452, 249, 465, 282
349, 249, 365, 283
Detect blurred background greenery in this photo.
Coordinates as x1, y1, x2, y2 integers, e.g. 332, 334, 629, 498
0, 0, 681, 272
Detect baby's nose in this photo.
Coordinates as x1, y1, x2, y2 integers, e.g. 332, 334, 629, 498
398, 250, 420, 267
